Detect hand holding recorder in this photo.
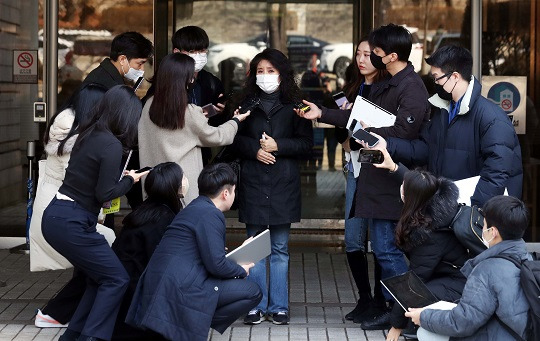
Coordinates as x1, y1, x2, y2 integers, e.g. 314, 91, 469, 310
294, 99, 321, 120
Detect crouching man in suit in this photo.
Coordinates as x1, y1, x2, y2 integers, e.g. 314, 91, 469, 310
126, 163, 262, 341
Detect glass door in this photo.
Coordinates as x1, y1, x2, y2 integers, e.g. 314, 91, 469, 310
172, 0, 354, 219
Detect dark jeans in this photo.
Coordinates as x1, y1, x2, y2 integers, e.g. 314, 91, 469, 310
211, 278, 262, 333
42, 198, 129, 340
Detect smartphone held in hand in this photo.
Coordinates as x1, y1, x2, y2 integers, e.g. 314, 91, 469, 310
202, 103, 218, 117
358, 149, 384, 164
332, 91, 348, 108
135, 166, 153, 173
240, 98, 261, 114
352, 128, 379, 148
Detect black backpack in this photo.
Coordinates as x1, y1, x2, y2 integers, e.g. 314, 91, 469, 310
492, 253, 540, 341
448, 204, 487, 257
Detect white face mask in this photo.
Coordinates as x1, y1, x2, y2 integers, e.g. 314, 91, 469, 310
122, 62, 144, 82
188, 53, 208, 72
482, 227, 494, 248
256, 74, 280, 94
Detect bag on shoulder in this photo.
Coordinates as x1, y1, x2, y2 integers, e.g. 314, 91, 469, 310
492, 253, 540, 341
448, 204, 487, 257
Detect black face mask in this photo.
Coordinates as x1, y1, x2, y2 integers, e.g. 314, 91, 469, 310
370, 52, 388, 70
435, 76, 456, 101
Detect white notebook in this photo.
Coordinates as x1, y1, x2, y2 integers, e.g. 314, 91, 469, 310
226, 229, 271, 265
347, 96, 396, 130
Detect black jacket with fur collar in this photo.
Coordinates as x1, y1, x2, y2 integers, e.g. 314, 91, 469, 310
404, 177, 469, 282
390, 177, 470, 329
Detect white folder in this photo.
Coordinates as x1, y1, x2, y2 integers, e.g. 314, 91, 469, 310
346, 96, 396, 130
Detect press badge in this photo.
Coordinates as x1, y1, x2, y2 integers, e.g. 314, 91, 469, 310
102, 197, 121, 214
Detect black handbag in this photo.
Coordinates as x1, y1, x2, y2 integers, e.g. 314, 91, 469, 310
448, 204, 487, 257
211, 146, 241, 210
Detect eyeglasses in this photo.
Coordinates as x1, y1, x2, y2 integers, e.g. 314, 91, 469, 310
432, 71, 453, 84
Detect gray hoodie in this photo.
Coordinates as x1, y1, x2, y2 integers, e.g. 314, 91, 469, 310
420, 239, 531, 340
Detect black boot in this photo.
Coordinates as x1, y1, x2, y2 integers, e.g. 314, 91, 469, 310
345, 251, 373, 320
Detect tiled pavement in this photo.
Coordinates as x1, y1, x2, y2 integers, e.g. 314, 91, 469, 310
0, 250, 404, 341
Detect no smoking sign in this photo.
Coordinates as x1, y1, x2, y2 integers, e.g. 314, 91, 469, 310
13, 50, 38, 83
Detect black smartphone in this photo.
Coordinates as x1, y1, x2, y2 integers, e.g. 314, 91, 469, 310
133, 77, 144, 92
332, 91, 348, 107
358, 149, 384, 164
135, 166, 153, 173
239, 98, 261, 114
352, 128, 379, 148
295, 102, 311, 113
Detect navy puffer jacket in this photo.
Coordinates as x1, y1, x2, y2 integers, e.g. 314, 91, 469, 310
387, 77, 523, 207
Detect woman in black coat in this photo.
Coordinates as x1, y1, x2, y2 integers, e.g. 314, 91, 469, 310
232, 48, 313, 325
111, 162, 185, 341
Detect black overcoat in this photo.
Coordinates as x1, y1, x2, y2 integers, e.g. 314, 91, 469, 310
232, 100, 313, 225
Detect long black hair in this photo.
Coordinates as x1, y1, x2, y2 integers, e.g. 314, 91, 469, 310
44, 83, 107, 156
149, 53, 194, 129
238, 48, 302, 105
122, 162, 184, 228
395, 170, 439, 249
74, 85, 142, 152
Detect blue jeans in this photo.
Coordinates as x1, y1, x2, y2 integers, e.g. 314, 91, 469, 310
368, 218, 408, 300
246, 224, 290, 314
344, 170, 368, 252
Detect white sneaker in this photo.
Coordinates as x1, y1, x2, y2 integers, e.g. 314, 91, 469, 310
34, 309, 68, 328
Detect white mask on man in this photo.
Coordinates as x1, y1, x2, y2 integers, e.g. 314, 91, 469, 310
256, 74, 280, 94
188, 53, 208, 72
122, 62, 144, 82
482, 227, 495, 248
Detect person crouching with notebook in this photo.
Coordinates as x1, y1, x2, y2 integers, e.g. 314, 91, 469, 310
126, 163, 262, 341
405, 195, 531, 341
372, 168, 469, 340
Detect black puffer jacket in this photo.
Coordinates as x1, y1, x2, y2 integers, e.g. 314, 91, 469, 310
390, 177, 469, 329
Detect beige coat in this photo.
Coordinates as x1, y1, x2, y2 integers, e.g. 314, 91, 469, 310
138, 98, 238, 204
29, 109, 115, 272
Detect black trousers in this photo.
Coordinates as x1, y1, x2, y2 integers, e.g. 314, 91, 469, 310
211, 278, 262, 334
42, 198, 129, 340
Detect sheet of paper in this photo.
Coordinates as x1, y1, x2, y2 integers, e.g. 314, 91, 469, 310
454, 176, 508, 205
347, 96, 396, 130
424, 301, 457, 310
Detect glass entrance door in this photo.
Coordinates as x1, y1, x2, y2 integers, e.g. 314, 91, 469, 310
171, 0, 354, 219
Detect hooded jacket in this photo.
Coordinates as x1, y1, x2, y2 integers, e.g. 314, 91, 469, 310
420, 239, 531, 340
390, 177, 468, 328
387, 76, 523, 207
